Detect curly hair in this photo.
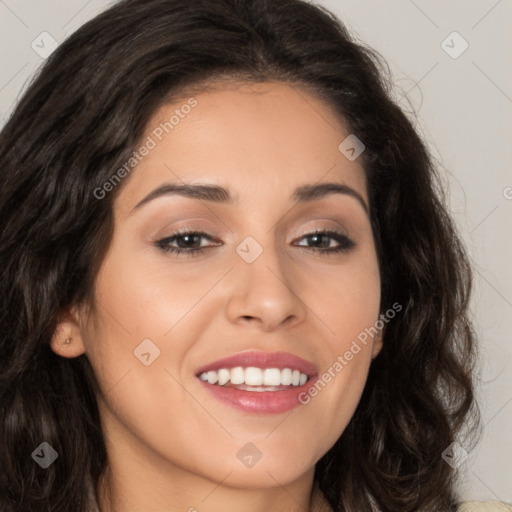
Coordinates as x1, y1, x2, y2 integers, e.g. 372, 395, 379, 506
0, 0, 479, 510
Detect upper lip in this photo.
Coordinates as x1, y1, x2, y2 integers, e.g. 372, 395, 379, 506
195, 351, 318, 377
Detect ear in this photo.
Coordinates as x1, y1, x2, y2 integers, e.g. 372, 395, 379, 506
371, 327, 384, 359
50, 306, 87, 358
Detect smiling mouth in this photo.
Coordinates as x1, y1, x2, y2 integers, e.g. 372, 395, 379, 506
195, 352, 318, 414
197, 366, 310, 392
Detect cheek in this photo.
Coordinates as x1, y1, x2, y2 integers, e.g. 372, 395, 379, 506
92, 241, 225, 340
312, 249, 381, 345
298, 249, 380, 436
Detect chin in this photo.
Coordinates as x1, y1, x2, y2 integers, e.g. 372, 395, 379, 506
197, 446, 317, 489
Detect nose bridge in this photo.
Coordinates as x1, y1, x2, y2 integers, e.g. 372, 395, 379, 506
226, 231, 306, 329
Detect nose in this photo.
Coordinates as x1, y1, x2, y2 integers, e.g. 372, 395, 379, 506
224, 237, 307, 332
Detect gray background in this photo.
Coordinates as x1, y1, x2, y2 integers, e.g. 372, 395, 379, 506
1, 0, 510, 502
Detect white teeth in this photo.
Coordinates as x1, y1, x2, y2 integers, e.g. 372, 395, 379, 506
230, 366, 245, 385
245, 367, 263, 386
217, 368, 230, 386
198, 367, 310, 388
263, 368, 281, 386
281, 368, 293, 385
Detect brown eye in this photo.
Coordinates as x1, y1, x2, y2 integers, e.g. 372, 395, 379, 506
294, 230, 355, 254
155, 231, 220, 256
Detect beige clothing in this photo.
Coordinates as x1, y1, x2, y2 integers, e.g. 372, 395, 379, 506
458, 502, 512, 512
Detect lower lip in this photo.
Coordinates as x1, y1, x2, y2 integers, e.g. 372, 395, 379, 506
198, 377, 318, 414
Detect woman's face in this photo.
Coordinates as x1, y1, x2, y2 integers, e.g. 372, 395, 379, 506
61, 81, 381, 492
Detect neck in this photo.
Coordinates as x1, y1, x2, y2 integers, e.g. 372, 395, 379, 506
97, 465, 322, 512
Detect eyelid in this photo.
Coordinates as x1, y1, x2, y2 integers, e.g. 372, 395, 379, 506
292, 224, 349, 239
290, 220, 352, 242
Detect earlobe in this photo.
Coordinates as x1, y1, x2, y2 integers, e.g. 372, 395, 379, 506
371, 329, 384, 359
50, 308, 87, 358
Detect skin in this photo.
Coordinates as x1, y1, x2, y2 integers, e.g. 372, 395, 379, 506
52, 81, 382, 512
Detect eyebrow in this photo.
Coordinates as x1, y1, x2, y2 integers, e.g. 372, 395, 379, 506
130, 181, 368, 214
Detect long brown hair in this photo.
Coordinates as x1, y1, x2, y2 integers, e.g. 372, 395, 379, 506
0, 0, 479, 510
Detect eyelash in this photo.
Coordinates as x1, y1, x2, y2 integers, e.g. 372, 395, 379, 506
154, 229, 355, 257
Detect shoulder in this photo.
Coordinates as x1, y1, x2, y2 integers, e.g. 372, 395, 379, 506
458, 501, 512, 511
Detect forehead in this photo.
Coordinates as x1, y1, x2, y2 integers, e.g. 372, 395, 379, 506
117, 81, 367, 211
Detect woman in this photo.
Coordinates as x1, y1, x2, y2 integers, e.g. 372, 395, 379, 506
0, 0, 484, 510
